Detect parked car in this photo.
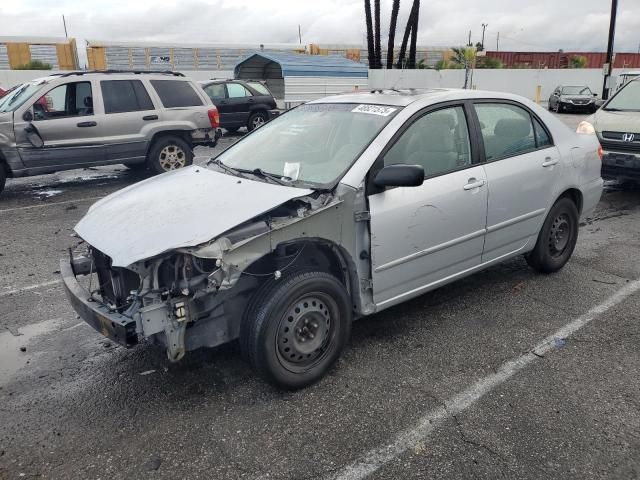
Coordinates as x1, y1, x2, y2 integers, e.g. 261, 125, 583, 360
578, 78, 640, 183
62, 89, 603, 389
548, 85, 598, 113
616, 71, 640, 92
0, 87, 8, 98
0, 70, 221, 195
200, 79, 279, 133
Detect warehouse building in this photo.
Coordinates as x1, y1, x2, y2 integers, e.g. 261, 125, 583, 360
0, 36, 79, 70
85, 40, 306, 72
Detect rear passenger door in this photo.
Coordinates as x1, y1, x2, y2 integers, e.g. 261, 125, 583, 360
368, 104, 488, 308
225, 83, 253, 126
473, 102, 561, 262
95, 79, 158, 163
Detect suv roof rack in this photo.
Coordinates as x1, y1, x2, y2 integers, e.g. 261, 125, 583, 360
53, 70, 186, 78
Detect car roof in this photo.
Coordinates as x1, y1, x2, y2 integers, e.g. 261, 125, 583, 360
308, 88, 534, 107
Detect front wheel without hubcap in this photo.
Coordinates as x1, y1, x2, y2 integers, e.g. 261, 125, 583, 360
526, 197, 579, 273
241, 271, 352, 389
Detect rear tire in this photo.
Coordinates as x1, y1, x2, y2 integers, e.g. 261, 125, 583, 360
146, 135, 193, 175
241, 270, 352, 389
526, 197, 579, 273
247, 111, 267, 132
0, 165, 6, 196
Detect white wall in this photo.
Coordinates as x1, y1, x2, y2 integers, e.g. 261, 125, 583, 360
368, 68, 629, 101
284, 76, 369, 105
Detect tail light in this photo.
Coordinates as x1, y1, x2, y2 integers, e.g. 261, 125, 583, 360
597, 144, 603, 161
208, 107, 220, 128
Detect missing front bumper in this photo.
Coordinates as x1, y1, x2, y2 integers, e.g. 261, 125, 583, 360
60, 259, 138, 347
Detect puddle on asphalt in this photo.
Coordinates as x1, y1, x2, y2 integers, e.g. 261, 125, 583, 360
0, 318, 61, 386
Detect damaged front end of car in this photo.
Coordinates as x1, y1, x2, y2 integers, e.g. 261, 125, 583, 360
61, 185, 370, 362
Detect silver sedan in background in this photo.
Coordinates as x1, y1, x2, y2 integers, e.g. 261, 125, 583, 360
62, 89, 603, 389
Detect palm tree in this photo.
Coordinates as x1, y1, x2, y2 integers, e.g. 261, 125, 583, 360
374, 0, 382, 69
364, 0, 376, 68
450, 47, 476, 88
407, 0, 420, 68
397, 0, 419, 68
386, 0, 401, 68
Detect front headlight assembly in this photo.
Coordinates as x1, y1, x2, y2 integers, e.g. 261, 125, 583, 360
576, 121, 596, 135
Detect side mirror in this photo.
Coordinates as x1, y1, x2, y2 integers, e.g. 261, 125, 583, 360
22, 110, 33, 122
374, 164, 424, 188
24, 124, 44, 148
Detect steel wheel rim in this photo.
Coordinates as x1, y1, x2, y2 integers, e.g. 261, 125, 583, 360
158, 144, 186, 171
252, 115, 265, 128
276, 293, 337, 373
548, 213, 571, 257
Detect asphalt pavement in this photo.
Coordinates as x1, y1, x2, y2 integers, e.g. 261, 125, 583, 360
1, 116, 639, 480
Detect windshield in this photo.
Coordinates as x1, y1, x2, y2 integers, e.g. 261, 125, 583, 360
561, 86, 592, 96
213, 103, 400, 187
0, 82, 41, 112
604, 80, 640, 111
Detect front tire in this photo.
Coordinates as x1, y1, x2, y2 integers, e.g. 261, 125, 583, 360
241, 270, 352, 389
147, 136, 193, 174
526, 197, 579, 273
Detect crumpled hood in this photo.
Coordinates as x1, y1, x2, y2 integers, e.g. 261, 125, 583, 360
75, 166, 312, 267
593, 109, 640, 133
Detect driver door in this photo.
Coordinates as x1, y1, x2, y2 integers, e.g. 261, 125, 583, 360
14, 80, 104, 170
368, 104, 488, 308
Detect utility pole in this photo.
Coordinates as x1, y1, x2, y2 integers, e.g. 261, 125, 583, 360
62, 14, 68, 38
481, 23, 488, 50
298, 25, 302, 44
496, 32, 500, 51
468, 30, 472, 47
602, 0, 618, 100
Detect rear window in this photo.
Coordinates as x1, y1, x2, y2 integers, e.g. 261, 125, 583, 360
247, 82, 271, 96
150, 80, 203, 108
101, 80, 154, 114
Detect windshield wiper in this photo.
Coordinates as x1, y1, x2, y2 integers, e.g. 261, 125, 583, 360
208, 158, 250, 179
248, 168, 291, 186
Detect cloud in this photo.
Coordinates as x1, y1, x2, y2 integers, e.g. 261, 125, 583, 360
1, 0, 639, 68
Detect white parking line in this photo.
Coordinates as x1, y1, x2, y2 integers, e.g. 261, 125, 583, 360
0, 196, 103, 214
0, 279, 62, 298
331, 279, 640, 480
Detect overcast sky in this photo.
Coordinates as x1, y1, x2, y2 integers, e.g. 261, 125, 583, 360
1, 0, 639, 64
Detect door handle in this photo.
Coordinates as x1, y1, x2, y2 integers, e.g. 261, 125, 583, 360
463, 178, 485, 190
248, 98, 255, 103
77, 121, 97, 128
142, 115, 158, 121
542, 157, 559, 167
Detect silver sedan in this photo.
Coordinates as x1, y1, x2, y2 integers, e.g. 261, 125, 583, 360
63, 89, 603, 389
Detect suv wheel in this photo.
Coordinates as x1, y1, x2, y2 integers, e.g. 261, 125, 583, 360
147, 136, 193, 174
241, 270, 352, 389
247, 111, 267, 131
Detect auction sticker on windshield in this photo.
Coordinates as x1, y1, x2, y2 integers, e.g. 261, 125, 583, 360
352, 104, 397, 116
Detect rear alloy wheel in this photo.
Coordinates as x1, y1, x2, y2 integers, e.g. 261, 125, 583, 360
241, 270, 352, 389
526, 197, 579, 273
247, 111, 267, 131
147, 136, 193, 174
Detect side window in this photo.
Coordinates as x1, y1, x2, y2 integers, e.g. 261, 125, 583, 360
101, 80, 154, 114
383, 106, 471, 178
149, 80, 203, 108
533, 117, 552, 148
33, 81, 93, 120
204, 83, 226, 99
474, 103, 536, 160
227, 83, 251, 98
